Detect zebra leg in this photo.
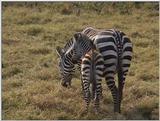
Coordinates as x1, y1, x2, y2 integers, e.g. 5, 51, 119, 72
118, 37, 133, 112
104, 71, 119, 112
117, 61, 132, 113
81, 79, 90, 113
94, 96, 100, 114
84, 89, 90, 113
99, 83, 103, 99
94, 79, 102, 113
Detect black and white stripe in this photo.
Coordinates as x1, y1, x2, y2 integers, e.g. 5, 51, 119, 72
56, 33, 93, 87
81, 49, 104, 113
82, 27, 133, 113
56, 27, 133, 113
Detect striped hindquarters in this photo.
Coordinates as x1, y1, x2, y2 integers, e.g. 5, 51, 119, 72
82, 27, 133, 112
121, 36, 133, 85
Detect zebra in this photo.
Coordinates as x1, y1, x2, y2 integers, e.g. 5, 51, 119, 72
81, 44, 104, 113
56, 27, 133, 113
56, 33, 92, 87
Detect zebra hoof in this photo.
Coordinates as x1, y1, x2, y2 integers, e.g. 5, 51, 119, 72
114, 103, 121, 113
94, 107, 100, 114
95, 110, 99, 114
81, 109, 88, 116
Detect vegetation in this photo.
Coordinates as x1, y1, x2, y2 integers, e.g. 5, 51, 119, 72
2, 2, 159, 120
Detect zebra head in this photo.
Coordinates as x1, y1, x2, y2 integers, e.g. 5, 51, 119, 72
56, 46, 75, 88
56, 32, 92, 87
71, 32, 93, 60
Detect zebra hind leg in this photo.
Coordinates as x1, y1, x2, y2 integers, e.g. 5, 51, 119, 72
82, 81, 90, 113
80, 95, 90, 116
118, 41, 133, 113
94, 97, 100, 114
80, 83, 90, 116
118, 63, 132, 113
99, 84, 103, 99
94, 81, 102, 114
105, 76, 119, 113
84, 91, 91, 113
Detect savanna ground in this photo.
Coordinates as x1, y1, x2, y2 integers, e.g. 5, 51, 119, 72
2, 2, 159, 120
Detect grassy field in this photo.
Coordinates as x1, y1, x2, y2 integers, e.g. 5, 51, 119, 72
2, 2, 159, 120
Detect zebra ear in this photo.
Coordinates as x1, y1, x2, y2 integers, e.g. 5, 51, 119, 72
56, 46, 64, 57
74, 32, 82, 40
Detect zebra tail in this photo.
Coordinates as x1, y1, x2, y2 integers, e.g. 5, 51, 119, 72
117, 55, 123, 112
92, 78, 96, 100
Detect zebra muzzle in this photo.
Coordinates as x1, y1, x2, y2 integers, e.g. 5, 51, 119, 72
61, 81, 71, 88
61, 81, 68, 87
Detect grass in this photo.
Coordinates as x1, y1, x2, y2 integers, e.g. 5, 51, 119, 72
2, 2, 159, 120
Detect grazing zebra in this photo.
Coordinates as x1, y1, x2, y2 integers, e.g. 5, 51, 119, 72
56, 33, 92, 87
56, 27, 133, 113
81, 45, 104, 113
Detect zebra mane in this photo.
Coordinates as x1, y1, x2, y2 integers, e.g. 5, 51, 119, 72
82, 27, 99, 34
62, 32, 93, 62
63, 27, 96, 53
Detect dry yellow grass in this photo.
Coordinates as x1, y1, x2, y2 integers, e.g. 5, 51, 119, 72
2, 2, 159, 120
